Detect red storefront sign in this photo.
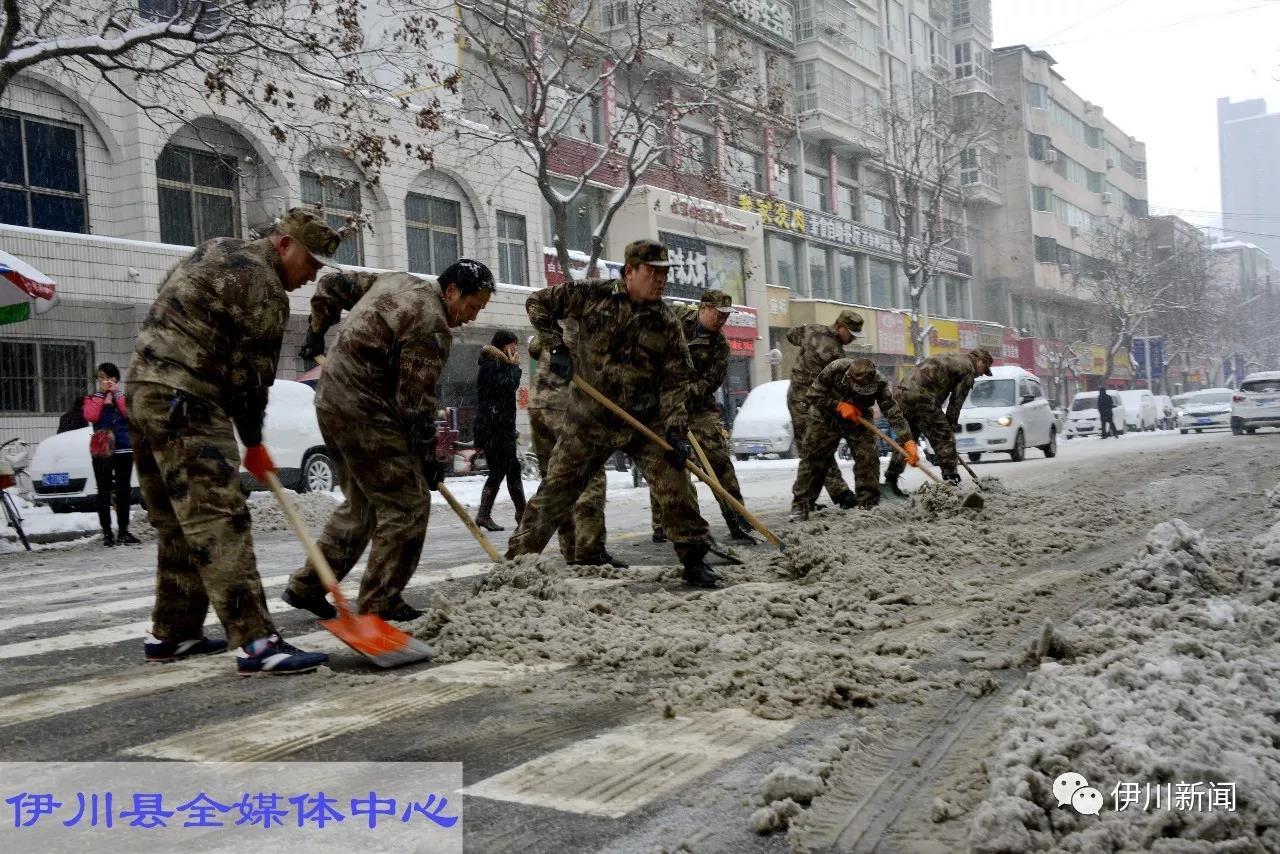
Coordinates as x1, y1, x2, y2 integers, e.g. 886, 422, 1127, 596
722, 305, 758, 356
876, 311, 909, 355
1017, 337, 1037, 372
996, 326, 1021, 365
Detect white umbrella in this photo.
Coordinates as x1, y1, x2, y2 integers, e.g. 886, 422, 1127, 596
0, 249, 58, 325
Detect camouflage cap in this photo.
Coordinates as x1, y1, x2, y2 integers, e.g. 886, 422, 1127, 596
277, 207, 341, 267
624, 239, 671, 268
970, 346, 994, 376
834, 309, 865, 338
698, 289, 735, 314
845, 357, 880, 395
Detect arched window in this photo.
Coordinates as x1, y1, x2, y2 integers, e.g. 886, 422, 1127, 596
301, 170, 363, 266
156, 144, 240, 245
406, 192, 461, 274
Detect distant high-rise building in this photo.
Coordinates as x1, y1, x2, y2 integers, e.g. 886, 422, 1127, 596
1217, 97, 1280, 262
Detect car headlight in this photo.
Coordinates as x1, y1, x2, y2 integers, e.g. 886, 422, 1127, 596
1176, 409, 1185, 417
995, 415, 1013, 427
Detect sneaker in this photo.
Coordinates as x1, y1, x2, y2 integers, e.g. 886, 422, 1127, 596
235, 634, 328, 675
681, 561, 722, 589
102, 531, 115, 547
116, 531, 141, 545
145, 633, 229, 662
281, 587, 337, 620
375, 602, 425, 622
651, 527, 669, 543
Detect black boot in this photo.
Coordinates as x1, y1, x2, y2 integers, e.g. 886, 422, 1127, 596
835, 492, 860, 509
681, 560, 722, 588
508, 466, 526, 526
652, 526, 668, 543
724, 512, 758, 544
101, 529, 115, 547
475, 484, 504, 531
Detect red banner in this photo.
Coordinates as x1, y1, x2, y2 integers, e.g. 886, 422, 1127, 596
722, 305, 757, 355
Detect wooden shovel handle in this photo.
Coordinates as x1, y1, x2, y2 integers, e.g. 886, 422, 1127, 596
435, 481, 504, 563
573, 375, 785, 551
853, 415, 946, 487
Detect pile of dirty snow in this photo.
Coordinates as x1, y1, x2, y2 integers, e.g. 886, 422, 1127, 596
966, 501, 1280, 851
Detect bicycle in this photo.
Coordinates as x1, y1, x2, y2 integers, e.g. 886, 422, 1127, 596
1, 438, 33, 551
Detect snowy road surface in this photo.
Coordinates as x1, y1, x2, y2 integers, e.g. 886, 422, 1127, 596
1, 428, 1277, 852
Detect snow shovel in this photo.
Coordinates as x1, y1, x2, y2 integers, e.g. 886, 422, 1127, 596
688, 431, 755, 557
572, 376, 787, 553
264, 471, 433, 668
959, 458, 986, 490
853, 416, 984, 510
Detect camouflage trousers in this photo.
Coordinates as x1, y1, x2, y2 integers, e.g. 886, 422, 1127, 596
127, 382, 275, 650
883, 393, 959, 481
792, 411, 882, 510
787, 387, 854, 503
529, 405, 607, 562
650, 409, 744, 533
508, 409, 710, 565
286, 407, 430, 616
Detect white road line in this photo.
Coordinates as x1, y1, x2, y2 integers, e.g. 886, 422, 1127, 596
6, 565, 147, 593
465, 709, 794, 818
125, 660, 567, 761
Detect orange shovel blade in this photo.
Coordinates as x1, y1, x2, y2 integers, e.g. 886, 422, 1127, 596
319, 612, 433, 669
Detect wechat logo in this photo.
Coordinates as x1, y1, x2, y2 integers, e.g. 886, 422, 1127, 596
1054, 771, 1103, 816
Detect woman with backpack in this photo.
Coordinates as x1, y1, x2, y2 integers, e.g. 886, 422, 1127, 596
83, 362, 139, 546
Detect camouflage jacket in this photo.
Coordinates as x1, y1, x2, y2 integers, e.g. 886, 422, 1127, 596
128, 237, 289, 447
526, 280, 694, 435
897, 353, 977, 426
527, 332, 571, 413
315, 273, 452, 463
308, 271, 381, 334
786, 323, 847, 390
677, 304, 730, 415
808, 358, 910, 438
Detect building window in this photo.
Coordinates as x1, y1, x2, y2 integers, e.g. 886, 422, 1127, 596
156, 145, 240, 246
601, 0, 628, 29
960, 148, 999, 188
546, 179, 604, 255
809, 246, 830, 299
837, 252, 857, 303
0, 113, 87, 233
496, 211, 527, 287
724, 146, 763, 192
953, 42, 991, 85
869, 259, 894, 307
863, 194, 889, 230
301, 172, 362, 266
0, 339, 91, 414
1035, 235, 1057, 263
1032, 186, 1052, 212
1025, 83, 1047, 110
774, 163, 796, 202
406, 192, 462, 275
837, 184, 858, 220
680, 129, 714, 175
138, 0, 222, 32
803, 170, 828, 212
944, 277, 967, 317
766, 232, 800, 289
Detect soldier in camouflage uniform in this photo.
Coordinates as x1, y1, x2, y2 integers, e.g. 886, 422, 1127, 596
650, 289, 755, 544
527, 332, 617, 566
506, 239, 721, 588
282, 260, 495, 623
884, 347, 994, 494
786, 310, 865, 509
127, 208, 337, 675
791, 358, 914, 519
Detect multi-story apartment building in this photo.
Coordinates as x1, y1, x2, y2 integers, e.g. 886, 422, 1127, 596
980, 45, 1148, 386
1218, 97, 1280, 264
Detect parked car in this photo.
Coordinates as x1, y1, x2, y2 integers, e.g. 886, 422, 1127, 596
1050, 405, 1069, 435
730, 380, 794, 460
1066, 391, 1127, 438
957, 365, 1057, 462
1116, 389, 1158, 431
1173, 388, 1235, 434
29, 380, 336, 513
1231, 372, 1280, 435
1153, 394, 1174, 430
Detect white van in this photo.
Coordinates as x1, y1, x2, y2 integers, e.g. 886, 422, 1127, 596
730, 380, 795, 460
957, 366, 1057, 462
1067, 390, 1127, 438
1116, 389, 1158, 431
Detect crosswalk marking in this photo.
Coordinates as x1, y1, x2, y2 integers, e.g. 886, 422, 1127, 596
124, 660, 567, 762
465, 709, 794, 818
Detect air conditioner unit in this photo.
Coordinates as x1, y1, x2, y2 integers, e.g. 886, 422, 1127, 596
1044, 150, 1059, 164
1106, 158, 1115, 169
1101, 191, 1113, 204
1070, 225, 1080, 237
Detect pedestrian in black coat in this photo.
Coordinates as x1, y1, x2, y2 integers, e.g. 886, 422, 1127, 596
1097, 387, 1119, 439
474, 330, 526, 530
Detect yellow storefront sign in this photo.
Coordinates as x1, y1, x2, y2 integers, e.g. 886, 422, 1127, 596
785, 301, 879, 353
903, 318, 960, 358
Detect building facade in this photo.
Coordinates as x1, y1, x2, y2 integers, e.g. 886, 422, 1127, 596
1217, 97, 1280, 264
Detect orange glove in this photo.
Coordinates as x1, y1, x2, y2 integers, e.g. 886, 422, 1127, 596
902, 439, 920, 468
243, 445, 277, 481
835, 401, 863, 422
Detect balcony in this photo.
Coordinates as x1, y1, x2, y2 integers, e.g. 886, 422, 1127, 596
963, 181, 1003, 207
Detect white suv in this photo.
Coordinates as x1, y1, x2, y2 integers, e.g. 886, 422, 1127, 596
957, 366, 1057, 462
1232, 372, 1280, 435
